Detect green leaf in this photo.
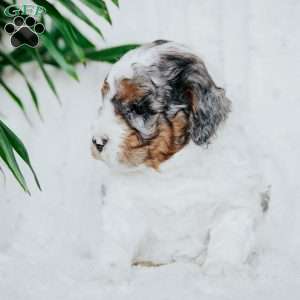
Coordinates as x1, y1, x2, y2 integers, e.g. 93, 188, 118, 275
111, 0, 119, 7
66, 22, 95, 50
26, 82, 41, 117
0, 124, 29, 193
58, 0, 103, 37
0, 50, 23, 73
0, 51, 41, 116
62, 22, 86, 61
85, 44, 140, 63
33, 0, 85, 62
45, 17, 95, 51
30, 49, 60, 102
0, 120, 41, 191
2, 47, 35, 68
41, 32, 79, 81
80, 0, 112, 24
0, 77, 25, 112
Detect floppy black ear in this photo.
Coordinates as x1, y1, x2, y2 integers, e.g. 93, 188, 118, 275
188, 84, 231, 145
161, 52, 231, 145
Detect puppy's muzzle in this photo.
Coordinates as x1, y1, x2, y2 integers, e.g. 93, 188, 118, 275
92, 136, 108, 153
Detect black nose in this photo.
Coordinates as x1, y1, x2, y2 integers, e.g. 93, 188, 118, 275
92, 136, 108, 152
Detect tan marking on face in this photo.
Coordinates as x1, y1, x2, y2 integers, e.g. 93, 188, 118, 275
120, 130, 148, 166
119, 111, 190, 169
117, 78, 145, 103
101, 80, 110, 97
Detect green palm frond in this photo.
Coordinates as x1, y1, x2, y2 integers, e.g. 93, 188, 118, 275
0, 0, 139, 193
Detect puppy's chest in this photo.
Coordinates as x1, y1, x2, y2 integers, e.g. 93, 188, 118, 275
104, 174, 219, 225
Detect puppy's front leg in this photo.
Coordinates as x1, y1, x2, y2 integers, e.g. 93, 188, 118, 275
203, 208, 256, 275
97, 199, 145, 283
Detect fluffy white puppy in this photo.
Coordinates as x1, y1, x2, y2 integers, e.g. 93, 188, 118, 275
91, 41, 266, 279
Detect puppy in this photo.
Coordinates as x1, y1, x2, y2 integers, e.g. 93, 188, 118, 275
91, 41, 266, 279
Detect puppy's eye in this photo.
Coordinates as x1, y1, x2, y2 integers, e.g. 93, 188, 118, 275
111, 97, 123, 115
131, 103, 144, 115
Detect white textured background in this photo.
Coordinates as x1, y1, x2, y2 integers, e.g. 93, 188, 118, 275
0, 0, 300, 299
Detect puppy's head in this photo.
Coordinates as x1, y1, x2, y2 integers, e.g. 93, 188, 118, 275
91, 41, 231, 170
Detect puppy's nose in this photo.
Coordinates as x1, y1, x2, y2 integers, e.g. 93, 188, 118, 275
92, 136, 108, 152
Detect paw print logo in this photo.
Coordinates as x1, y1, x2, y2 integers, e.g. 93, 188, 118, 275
4, 16, 45, 48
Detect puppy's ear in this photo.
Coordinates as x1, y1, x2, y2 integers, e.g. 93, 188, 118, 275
187, 83, 231, 145
162, 52, 231, 145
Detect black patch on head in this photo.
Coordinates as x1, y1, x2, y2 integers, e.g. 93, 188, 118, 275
156, 52, 231, 145
130, 95, 155, 119
111, 45, 230, 145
